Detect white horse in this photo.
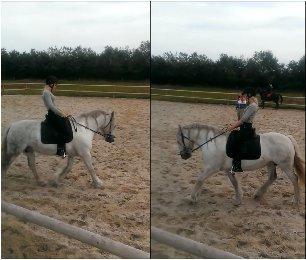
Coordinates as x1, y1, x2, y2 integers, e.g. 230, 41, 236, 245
2, 110, 115, 188
177, 124, 305, 206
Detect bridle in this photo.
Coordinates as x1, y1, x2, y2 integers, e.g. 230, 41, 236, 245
69, 113, 115, 141
179, 126, 228, 155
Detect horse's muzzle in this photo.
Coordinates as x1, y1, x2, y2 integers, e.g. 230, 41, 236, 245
105, 134, 115, 143
180, 148, 192, 160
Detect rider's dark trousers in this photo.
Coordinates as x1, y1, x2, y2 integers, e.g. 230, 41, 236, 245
45, 110, 70, 148
233, 123, 253, 162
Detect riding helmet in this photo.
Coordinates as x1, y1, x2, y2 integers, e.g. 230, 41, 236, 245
46, 76, 58, 86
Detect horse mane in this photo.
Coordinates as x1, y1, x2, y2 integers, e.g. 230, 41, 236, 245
78, 109, 108, 119
183, 123, 223, 134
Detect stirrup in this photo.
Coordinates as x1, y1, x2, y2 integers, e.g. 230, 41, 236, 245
56, 148, 67, 159
231, 165, 243, 173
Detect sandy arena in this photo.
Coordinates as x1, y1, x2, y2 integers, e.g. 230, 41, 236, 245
1, 95, 149, 258
151, 100, 305, 258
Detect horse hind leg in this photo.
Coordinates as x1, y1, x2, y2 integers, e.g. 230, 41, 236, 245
282, 167, 300, 205
1, 153, 18, 187
254, 162, 277, 200
51, 156, 74, 187
24, 147, 46, 187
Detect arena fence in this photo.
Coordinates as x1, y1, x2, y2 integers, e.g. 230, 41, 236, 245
151, 227, 243, 259
151, 88, 305, 109
1, 82, 150, 99
2, 201, 150, 259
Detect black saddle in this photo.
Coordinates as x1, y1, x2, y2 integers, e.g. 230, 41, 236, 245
41, 118, 73, 144
226, 130, 261, 160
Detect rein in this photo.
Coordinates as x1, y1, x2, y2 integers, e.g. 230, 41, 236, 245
191, 131, 228, 152
180, 126, 228, 154
69, 113, 113, 137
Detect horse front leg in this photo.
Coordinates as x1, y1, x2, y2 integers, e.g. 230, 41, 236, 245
191, 168, 216, 203
227, 171, 243, 206
80, 151, 103, 188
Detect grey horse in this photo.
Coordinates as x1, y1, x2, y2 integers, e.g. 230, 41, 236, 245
2, 110, 115, 188
177, 124, 305, 206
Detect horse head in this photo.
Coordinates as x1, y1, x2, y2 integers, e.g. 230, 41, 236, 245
177, 125, 193, 160
102, 111, 115, 143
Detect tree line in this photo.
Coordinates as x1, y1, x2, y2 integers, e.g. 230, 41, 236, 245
152, 51, 305, 91
2, 43, 304, 91
1, 41, 150, 82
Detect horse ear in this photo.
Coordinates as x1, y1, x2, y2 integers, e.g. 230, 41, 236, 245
111, 111, 114, 117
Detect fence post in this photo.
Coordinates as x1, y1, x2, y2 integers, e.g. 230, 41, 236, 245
112, 85, 116, 98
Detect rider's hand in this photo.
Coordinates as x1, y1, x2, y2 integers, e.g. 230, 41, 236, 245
227, 125, 234, 132
63, 112, 71, 118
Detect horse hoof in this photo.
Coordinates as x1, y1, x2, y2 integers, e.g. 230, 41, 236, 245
37, 180, 47, 187
254, 194, 261, 200
94, 181, 103, 189
190, 194, 198, 204
292, 197, 300, 206
50, 180, 59, 188
233, 199, 242, 206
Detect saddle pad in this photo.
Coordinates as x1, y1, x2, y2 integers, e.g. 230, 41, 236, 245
41, 119, 73, 144
226, 130, 261, 160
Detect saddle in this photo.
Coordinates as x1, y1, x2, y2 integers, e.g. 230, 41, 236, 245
41, 118, 73, 144
226, 129, 261, 160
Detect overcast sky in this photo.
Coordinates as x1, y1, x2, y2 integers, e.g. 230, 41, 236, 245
152, 2, 305, 64
1, 2, 149, 52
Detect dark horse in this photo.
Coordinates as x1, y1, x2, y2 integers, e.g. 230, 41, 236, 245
258, 87, 283, 109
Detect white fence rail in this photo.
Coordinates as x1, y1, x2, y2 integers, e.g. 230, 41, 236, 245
152, 88, 305, 108
3, 82, 148, 88
151, 88, 305, 99
1, 82, 150, 98
151, 227, 242, 259
2, 201, 150, 259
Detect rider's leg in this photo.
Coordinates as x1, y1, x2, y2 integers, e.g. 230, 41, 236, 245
232, 131, 243, 172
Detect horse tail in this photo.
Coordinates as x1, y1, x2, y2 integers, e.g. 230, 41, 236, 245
279, 94, 283, 104
288, 135, 305, 187
1, 125, 11, 170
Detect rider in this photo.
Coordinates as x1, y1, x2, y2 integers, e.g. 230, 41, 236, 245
42, 76, 71, 158
236, 92, 247, 120
227, 95, 259, 172
263, 84, 273, 97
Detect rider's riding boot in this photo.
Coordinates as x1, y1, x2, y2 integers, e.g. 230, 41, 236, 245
232, 158, 243, 172
56, 144, 66, 158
